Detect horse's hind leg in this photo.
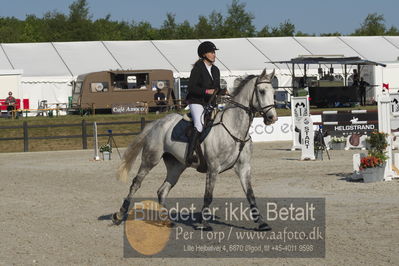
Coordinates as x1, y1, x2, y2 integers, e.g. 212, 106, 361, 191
112, 147, 163, 225
157, 153, 186, 206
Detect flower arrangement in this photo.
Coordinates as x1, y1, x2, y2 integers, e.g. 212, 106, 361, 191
331, 136, 346, 143
360, 156, 384, 169
360, 131, 388, 170
314, 141, 325, 151
99, 143, 112, 153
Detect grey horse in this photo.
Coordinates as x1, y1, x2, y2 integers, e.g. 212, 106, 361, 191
112, 69, 278, 231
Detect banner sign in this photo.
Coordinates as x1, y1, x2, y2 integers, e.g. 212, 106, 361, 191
300, 117, 315, 160
250, 115, 321, 142
291, 96, 310, 150
321, 111, 378, 137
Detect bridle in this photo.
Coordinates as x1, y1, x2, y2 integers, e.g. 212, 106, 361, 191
221, 77, 276, 120
211, 76, 276, 173
250, 78, 276, 118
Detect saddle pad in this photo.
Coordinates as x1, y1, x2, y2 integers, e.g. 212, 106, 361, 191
171, 119, 212, 143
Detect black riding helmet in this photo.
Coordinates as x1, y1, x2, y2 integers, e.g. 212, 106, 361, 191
197, 41, 219, 58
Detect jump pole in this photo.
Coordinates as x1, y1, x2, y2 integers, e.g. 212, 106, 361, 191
93, 121, 100, 161
378, 93, 393, 181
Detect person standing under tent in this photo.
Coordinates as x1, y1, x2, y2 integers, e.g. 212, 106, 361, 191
5, 91, 16, 118
359, 77, 370, 106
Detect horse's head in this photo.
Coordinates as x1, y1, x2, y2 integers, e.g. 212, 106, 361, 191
252, 69, 278, 125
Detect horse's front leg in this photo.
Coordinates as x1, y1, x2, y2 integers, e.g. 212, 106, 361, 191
234, 152, 271, 231
198, 169, 218, 231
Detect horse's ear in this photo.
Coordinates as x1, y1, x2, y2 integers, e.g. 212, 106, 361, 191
266, 69, 275, 81
261, 68, 267, 77
259, 68, 267, 80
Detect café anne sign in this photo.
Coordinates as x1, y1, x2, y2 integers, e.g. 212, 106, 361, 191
112, 103, 148, 114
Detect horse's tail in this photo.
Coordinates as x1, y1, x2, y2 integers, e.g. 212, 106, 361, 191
116, 121, 157, 183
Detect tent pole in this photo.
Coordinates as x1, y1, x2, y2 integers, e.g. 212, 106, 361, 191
292, 63, 295, 96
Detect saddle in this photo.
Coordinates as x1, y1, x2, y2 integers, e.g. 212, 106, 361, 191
171, 108, 217, 173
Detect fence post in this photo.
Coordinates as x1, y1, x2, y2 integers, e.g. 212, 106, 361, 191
140, 117, 145, 131
23, 121, 29, 152
82, 119, 88, 149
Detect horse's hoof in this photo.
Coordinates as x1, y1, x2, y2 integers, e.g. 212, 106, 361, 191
257, 223, 272, 231
112, 213, 123, 226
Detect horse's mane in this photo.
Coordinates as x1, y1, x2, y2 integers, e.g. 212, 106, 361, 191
230, 75, 256, 97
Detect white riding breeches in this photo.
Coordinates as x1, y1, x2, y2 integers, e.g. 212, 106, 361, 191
189, 104, 204, 132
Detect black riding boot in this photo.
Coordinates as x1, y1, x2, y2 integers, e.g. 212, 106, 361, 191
186, 128, 200, 166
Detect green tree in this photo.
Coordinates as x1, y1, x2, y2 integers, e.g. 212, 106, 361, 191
42, 11, 69, 42
270, 20, 295, 37
20, 15, 46, 42
208, 11, 224, 38
385, 26, 399, 36
93, 15, 131, 40
194, 15, 213, 38
223, 0, 255, 37
159, 13, 177, 39
320, 32, 342, 36
296, 31, 315, 37
0, 17, 25, 43
69, 0, 90, 21
130, 21, 159, 40
353, 13, 386, 36
66, 0, 95, 41
176, 20, 195, 39
257, 25, 271, 37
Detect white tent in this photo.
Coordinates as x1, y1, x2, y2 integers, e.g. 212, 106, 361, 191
0, 36, 398, 111
385, 36, 399, 51
152, 39, 204, 76
0, 48, 13, 69
0, 69, 23, 99
102, 40, 174, 70
340, 36, 399, 63
2, 43, 71, 76
52, 41, 121, 76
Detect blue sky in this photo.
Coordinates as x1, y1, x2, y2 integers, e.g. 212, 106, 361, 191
0, 0, 398, 35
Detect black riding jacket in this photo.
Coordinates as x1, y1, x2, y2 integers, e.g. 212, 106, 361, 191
186, 60, 222, 105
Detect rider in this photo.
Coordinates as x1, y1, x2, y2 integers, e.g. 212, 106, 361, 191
185, 41, 224, 166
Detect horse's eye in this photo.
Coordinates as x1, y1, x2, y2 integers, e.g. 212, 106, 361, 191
259, 90, 266, 95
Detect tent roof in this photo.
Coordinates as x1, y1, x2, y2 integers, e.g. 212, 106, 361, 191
339, 36, 399, 63
247, 37, 311, 62
52, 41, 121, 76
293, 37, 360, 58
202, 38, 267, 72
272, 56, 387, 67
1, 43, 71, 76
0, 36, 398, 78
103, 41, 174, 70
384, 36, 399, 51
0, 47, 12, 69
152, 39, 203, 73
